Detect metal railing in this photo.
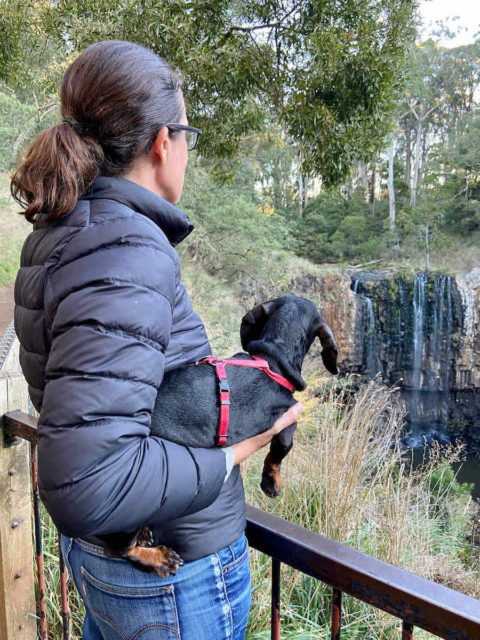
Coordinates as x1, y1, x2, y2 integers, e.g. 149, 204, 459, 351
3, 410, 480, 640
0, 320, 15, 371
245, 505, 480, 639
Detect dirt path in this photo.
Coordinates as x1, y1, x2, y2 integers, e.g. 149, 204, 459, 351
0, 284, 14, 336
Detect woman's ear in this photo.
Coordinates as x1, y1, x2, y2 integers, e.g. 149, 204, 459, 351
149, 126, 170, 165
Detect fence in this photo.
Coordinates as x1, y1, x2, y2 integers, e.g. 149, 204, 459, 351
1, 335, 480, 639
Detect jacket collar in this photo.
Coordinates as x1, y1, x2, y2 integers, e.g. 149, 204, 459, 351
83, 176, 194, 246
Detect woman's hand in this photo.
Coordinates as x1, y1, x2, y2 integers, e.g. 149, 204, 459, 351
230, 402, 302, 466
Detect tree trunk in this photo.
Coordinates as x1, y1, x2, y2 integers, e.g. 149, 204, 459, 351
358, 161, 367, 190
388, 142, 396, 231
410, 119, 423, 208
298, 172, 303, 217
345, 174, 354, 198
425, 222, 430, 271
369, 162, 376, 204
417, 127, 428, 189
272, 157, 282, 210
303, 175, 309, 209
404, 126, 412, 188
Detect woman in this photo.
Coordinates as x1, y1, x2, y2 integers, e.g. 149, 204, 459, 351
11, 40, 301, 639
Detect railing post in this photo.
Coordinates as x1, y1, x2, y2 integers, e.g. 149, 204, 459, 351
271, 558, 281, 640
331, 589, 342, 640
0, 335, 37, 639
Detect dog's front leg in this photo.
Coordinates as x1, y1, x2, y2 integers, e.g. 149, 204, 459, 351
260, 422, 297, 498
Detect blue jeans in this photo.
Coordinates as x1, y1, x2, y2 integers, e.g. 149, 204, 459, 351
60, 533, 251, 639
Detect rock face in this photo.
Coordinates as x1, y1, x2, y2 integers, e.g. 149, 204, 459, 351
292, 271, 357, 368
455, 268, 480, 390
291, 267, 480, 450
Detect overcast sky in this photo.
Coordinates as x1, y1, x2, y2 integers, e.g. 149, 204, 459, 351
418, 0, 479, 47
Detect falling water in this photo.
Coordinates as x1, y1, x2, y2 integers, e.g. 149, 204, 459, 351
411, 274, 426, 420
409, 273, 456, 438
445, 277, 453, 393
364, 296, 381, 378
352, 272, 457, 432
352, 279, 382, 380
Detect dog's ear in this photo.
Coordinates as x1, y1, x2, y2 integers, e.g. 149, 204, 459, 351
313, 317, 339, 375
240, 299, 279, 350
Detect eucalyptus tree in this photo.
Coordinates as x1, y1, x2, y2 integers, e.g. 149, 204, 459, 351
398, 38, 480, 207
1, 0, 417, 187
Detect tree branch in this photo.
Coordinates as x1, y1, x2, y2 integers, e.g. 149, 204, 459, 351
219, 2, 303, 46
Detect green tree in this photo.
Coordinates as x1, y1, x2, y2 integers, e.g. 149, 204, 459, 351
293, 187, 387, 263
439, 110, 480, 234
0, 0, 416, 186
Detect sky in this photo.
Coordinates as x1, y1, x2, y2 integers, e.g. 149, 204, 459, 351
418, 0, 480, 47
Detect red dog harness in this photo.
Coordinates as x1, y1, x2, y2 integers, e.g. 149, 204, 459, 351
196, 355, 295, 445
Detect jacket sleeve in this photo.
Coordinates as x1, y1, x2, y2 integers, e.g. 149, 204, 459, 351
37, 216, 227, 539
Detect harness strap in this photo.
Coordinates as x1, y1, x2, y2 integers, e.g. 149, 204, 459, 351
196, 355, 295, 446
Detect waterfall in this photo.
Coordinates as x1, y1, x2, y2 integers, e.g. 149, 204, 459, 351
364, 296, 380, 379
445, 277, 453, 393
351, 271, 457, 431
409, 272, 456, 432
431, 276, 444, 389
352, 279, 382, 380
412, 273, 426, 393
348, 270, 473, 451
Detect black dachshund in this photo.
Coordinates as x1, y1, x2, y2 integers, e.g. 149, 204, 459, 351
98, 295, 338, 574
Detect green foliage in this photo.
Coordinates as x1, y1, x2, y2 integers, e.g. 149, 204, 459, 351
0, 0, 416, 186
0, 90, 35, 170
439, 110, 480, 234
293, 189, 387, 262
179, 154, 290, 285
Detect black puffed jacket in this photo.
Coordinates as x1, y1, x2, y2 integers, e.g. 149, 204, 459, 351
14, 176, 245, 561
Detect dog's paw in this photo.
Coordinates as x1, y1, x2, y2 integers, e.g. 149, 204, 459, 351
125, 544, 184, 577
260, 473, 281, 498
152, 547, 185, 577
135, 525, 154, 548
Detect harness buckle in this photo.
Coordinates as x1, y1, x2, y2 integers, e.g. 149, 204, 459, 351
219, 379, 230, 392
220, 399, 230, 405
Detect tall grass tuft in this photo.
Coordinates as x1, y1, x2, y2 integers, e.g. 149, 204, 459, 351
243, 377, 478, 638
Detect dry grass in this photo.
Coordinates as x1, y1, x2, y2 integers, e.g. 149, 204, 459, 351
243, 376, 479, 638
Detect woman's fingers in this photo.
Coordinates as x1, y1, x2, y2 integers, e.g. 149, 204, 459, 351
230, 402, 303, 466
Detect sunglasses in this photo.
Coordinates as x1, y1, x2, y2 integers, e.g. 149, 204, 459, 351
145, 124, 203, 155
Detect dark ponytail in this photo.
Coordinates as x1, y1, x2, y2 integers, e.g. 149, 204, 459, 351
11, 40, 184, 222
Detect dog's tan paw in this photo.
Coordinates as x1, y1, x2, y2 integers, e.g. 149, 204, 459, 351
125, 544, 184, 576
261, 453, 282, 498
260, 472, 281, 498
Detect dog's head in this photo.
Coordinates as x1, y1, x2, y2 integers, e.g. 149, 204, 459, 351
240, 295, 338, 375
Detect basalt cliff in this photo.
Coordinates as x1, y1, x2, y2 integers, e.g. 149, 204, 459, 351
290, 266, 480, 451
